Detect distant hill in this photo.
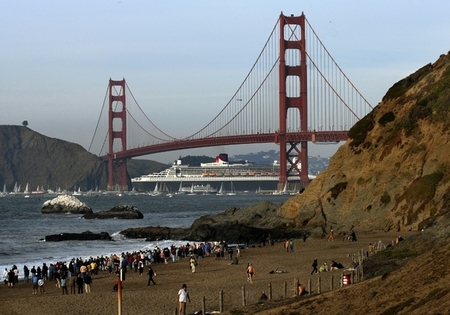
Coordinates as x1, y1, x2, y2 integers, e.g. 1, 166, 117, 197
0, 125, 108, 192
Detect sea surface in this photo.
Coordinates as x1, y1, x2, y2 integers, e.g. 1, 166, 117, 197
0, 192, 289, 278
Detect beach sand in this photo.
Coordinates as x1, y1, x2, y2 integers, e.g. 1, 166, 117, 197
0, 231, 410, 315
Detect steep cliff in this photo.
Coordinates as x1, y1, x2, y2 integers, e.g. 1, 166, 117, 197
279, 52, 450, 234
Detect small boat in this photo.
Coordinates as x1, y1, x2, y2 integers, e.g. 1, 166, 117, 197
216, 182, 225, 196
226, 182, 236, 196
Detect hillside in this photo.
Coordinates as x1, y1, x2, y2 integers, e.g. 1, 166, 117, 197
0, 125, 108, 192
277, 51, 450, 235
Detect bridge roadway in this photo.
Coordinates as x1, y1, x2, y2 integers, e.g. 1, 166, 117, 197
103, 131, 348, 160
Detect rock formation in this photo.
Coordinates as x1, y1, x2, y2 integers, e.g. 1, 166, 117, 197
83, 205, 144, 219
45, 231, 111, 242
41, 195, 92, 214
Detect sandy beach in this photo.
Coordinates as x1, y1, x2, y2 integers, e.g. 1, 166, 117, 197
0, 231, 410, 315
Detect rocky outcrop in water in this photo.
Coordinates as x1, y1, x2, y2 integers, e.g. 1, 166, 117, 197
120, 226, 188, 241
120, 201, 308, 244
83, 205, 144, 219
41, 195, 92, 214
45, 231, 111, 242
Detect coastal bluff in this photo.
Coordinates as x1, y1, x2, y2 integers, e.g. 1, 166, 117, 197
41, 195, 92, 214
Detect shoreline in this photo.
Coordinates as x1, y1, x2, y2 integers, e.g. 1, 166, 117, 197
0, 231, 413, 315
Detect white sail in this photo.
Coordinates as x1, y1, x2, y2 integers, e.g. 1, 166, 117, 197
226, 182, 236, 195
217, 182, 224, 195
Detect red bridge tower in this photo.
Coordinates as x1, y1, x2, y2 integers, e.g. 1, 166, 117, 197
107, 79, 128, 191
277, 13, 309, 189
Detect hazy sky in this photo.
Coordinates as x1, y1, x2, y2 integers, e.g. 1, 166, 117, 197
1, 1, 449, 163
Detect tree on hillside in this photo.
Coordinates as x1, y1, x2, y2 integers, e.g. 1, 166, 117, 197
22, 120, 29, 127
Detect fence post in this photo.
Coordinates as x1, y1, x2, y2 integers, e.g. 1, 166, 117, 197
219, 290, 223, 313
294, 278, 299, 296
202, 296, 206, 315
340, 273, 344, 288
317, 277, 321, 294
242, 286, 246, 306
268, 283, 272, 300
361, 263, 364, 281
307, 279, 311, 296
283, 282, 287, 299
351, 271, 354, 285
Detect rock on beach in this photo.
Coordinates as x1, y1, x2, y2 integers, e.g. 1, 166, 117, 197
41, 195, 92, 214
82, 205, 144, 219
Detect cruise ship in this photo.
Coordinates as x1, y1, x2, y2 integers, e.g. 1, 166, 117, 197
131, 153, 312, 193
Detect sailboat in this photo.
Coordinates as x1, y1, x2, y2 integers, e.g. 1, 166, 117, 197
216, 182, 225, 195
290, 183, 299, 195
150, 183, 161, 196
255, 186, 262, 194
187, 183, 196, 195
226, 181, 236, 196
23, 183, 30, 198
0, 184, 7, 197
176, 181, 184, 194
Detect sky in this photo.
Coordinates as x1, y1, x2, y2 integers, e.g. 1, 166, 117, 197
1, 1, 449, 163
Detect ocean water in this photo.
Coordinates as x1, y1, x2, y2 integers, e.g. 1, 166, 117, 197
0, 192, 289, 278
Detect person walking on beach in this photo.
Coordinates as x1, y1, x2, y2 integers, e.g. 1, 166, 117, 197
147, 266, 156, 286
311, 258, 318, 275
246, 263, 255, 284
177, 283, 191, 315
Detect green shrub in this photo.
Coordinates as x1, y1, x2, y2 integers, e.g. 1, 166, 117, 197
378, 111, 395, 126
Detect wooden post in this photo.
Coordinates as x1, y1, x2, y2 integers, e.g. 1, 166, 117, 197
330, 275, 334, 291
294, 278, 299, 296
219, 290, 223, 313
340, 273, 344, 288
283, 282, 287, 299
242, 286, 246, 306
351, 271, 354, 285
117, 271, 122, 315
317, 277, 321, 294
307, 279, 311, 296
202, 296, 206, 315
361, 263, 364, 281
268, 283, 272, 300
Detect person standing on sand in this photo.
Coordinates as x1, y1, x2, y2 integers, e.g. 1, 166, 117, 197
328, 229, 334, 241
76, 274, 84, 294
32, 273, 39, 295
246, 263, 255, 284
84, 273, 92, 293
61, 275, 68, 295
177, 283, 191, 315
284, 239, 289, 252
189, 255, 198, 273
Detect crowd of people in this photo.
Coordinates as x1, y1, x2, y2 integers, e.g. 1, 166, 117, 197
1, 240, 242, 294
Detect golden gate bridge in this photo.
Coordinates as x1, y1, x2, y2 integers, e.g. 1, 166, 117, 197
88, 12, 372, 191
